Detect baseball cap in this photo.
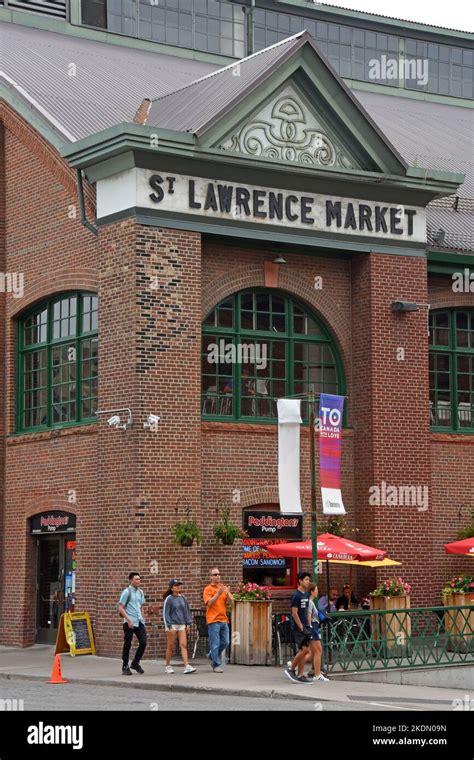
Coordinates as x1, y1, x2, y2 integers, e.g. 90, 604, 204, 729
169, 579, 182, 586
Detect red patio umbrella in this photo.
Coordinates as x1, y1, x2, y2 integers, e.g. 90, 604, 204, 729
444, 537, 474, 556
266, 532, 386, 562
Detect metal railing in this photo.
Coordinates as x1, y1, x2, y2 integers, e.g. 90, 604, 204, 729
273, 605, 474, 672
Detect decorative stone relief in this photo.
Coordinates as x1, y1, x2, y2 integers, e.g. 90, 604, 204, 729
219, 85, 356, 169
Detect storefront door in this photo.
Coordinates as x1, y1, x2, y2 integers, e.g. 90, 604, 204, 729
36, 535, 70, 644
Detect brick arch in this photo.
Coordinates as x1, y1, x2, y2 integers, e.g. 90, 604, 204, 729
202, 267, 351, 381
0, 101, 95, 214
10, 269, 98, 318
429, 294, 474, 311
231, 487, 310, 510
24, 496, 78, 521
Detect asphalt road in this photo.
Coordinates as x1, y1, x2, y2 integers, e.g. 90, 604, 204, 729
0, 676, 389, 711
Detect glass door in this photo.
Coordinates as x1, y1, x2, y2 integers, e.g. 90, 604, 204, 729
36, 537, 64, 643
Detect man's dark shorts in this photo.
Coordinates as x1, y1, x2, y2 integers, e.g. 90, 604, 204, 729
294, 627, 312, 650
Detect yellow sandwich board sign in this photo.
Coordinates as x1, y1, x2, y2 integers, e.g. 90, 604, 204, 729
55, 612, 96, 656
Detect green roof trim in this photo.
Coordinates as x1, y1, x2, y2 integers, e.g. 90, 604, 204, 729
428, 251, 474, 267
61, 123, 463, 205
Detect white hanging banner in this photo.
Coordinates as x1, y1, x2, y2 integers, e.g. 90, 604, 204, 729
277, 399, 302, 514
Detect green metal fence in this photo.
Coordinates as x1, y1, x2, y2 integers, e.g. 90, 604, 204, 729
320, 604, 474, 672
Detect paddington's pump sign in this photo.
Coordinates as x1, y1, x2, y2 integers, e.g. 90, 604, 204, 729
96, 168, 426, 243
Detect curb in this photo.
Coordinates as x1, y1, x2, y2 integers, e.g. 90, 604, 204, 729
0, 671, 332, 703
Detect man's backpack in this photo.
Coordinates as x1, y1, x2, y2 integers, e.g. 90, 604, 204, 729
117, 587, 144, 616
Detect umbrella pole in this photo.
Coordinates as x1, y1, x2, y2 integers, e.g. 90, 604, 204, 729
326, 559, 330, 605
326, 558, 331, 666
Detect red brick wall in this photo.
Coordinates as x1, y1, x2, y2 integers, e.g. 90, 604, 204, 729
0, 123, 6, 643
0, 107, 99, 646
428, 274, 474, 597
1, 105, 473, 655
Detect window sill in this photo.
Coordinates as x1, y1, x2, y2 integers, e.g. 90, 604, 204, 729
202, 421, 354, 436
430, 430, 474, 442
7, 422, 99, 445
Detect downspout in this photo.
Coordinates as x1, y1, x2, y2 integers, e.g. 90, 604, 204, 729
76, 168, 98, 236
246, 0, 255, 57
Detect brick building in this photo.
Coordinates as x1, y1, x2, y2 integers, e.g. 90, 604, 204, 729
0, 2, 473, 656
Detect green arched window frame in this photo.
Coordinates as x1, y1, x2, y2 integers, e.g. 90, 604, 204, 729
202, 289, 345, 423
429, 308, 474, 433
16, 292, 98, 432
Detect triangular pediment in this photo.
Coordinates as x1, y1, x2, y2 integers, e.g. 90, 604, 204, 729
146, 32, 408, 176
218, 82, 359, 171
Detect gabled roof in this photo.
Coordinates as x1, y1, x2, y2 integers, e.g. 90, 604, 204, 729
146, 30, 413, 176
146, 32, 307, 133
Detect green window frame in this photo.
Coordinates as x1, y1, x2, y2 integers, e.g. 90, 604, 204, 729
17, 292, 98, 433
429, 308, 474, 433
202, 289, 345, 423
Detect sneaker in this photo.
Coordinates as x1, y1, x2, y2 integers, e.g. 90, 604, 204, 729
212, 666, 224, 673
183, 665, 196, 674
313, 673, 330, 682
122, 667, 132, 676
165, 665, 174, 674
130, 662, 144, 674
296, 675, 312, 684
284, 667, 299, 683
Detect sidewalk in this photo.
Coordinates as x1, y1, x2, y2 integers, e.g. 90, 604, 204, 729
0, 645, 471, 708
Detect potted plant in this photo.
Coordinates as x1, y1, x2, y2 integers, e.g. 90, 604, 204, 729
370, 577, 412, 654
173, 519, 203, 547
231, 583, 273, 666
321, 515, 359, 538
213, 505, 246, 546
442, 573, 474, 653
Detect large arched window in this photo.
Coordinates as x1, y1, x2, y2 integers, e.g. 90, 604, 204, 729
429, 309, 474, 432
17, 293, 98, 431
202, 290, 343, 421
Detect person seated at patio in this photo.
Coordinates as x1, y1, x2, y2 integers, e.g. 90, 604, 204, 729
336, 584, 358, 611
318, 587, 338, 614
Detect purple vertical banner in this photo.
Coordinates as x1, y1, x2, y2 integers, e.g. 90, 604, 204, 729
319, 394, 346, 515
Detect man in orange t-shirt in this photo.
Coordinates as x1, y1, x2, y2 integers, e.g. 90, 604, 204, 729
203, 568, 233, 672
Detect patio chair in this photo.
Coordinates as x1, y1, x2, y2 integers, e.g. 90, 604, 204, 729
191, 614, 209, 659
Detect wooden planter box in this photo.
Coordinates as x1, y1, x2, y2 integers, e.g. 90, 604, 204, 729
231, 601, 273, 665
370, 595, 411, 656
443, 592, 474, 653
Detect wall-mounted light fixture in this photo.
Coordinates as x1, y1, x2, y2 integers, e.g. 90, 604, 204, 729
391, 302, 431, 334
95, 407, 133, 431
273, 256, 287, 264
391, 301, 420, 312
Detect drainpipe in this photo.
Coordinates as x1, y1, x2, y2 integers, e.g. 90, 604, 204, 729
246, 0, 255, 57
76, 168, 98, 236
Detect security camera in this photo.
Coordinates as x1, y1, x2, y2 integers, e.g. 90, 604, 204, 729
144, 414, 160, 430
107, 415, 122, 427
391, 301, 420, 313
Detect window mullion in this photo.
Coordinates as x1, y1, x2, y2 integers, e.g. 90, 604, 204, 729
77, 296, 82, 423
46, 302, 52, 429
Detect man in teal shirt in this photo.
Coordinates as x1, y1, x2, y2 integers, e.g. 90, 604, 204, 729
119, 572, 147, 675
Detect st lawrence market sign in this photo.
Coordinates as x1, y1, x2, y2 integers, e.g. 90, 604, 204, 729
96, 169, 426, 243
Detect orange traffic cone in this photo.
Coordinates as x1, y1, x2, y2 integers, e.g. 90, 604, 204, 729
47, 654, 69, 684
